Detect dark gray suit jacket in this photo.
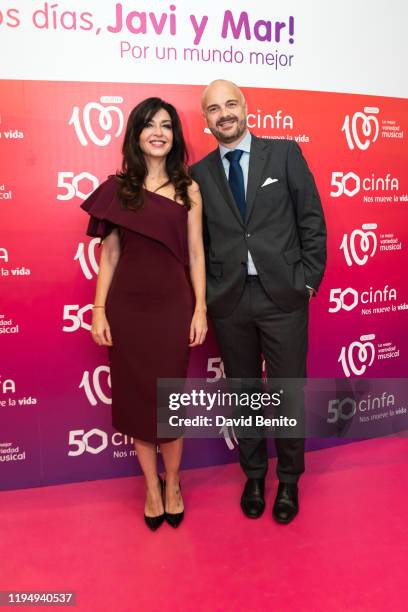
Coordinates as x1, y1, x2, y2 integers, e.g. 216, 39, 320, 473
190, 134, 327, 318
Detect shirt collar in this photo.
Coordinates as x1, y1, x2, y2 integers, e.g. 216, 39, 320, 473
219, 131, 252, 160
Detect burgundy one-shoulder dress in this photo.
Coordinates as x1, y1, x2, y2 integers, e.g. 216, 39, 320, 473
81, 176, 193, 443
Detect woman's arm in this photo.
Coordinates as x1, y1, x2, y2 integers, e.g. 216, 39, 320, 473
91, 229, 121, 346
187, 182, 207, 347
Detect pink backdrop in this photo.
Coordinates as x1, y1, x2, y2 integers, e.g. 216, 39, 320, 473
1, 81, 407, 489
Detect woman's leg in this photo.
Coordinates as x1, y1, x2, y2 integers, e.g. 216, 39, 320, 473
133, 439, 163, 517
159, 438, 184, 513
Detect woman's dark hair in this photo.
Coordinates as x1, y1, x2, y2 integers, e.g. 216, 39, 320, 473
116, 97, 192, 210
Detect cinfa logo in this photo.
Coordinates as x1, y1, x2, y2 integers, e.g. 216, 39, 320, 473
342, 107, 379, 151
0, 247, 9, 263
338, 334, 376, 377
247, 109, 294, 130
340, 223, 377, 266
203, 109, 294, 134
69, 96, 124, 146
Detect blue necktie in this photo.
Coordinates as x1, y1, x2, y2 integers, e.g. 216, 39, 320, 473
225, 149, 246, 220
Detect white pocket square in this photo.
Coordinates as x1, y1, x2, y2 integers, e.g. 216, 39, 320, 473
261, 177, 278, 187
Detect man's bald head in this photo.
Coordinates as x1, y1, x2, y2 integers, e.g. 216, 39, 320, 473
201, 79, 245, 111
201, 79, 248, 146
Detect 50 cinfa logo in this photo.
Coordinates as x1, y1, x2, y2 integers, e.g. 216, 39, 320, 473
68, 428, 135, 456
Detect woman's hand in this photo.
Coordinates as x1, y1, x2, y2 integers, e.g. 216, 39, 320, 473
91, 309, 113, 346
189, 309, 208, 347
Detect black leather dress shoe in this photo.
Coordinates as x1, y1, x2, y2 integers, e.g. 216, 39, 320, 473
272, 482, 299, 524
240, 478, 265, 518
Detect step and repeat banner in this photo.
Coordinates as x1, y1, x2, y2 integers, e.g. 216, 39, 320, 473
1, 1, 407, 489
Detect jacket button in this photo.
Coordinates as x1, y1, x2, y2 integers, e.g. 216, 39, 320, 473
246, 233, 251, 238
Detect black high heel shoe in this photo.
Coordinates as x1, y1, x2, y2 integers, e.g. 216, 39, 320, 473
164, 480, 184, 528
144, 475, 165, 531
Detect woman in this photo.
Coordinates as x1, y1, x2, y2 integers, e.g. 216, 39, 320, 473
81, 97, 207, 530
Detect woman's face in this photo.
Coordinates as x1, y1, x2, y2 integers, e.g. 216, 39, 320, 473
138, 108, 173, 159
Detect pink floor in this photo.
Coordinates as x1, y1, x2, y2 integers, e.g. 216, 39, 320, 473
1, 437, 407, 611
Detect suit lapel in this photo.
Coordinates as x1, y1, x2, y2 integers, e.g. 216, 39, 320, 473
245, 135, 268, 224
208, 149, 244, 227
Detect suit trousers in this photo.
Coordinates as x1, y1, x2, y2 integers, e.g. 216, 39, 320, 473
211, 276, 308, 483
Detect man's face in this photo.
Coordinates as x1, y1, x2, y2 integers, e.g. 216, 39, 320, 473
202, 83, 247, 145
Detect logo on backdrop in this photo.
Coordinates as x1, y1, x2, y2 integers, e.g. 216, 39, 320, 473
0, 442, 26, 463
69, 96, 124, 146
80, 366, 111, 405
338, 335, 401, 376
327, 392, 397, 425
0, 376, 16, 395
203, 108, 311, 143
0, 247, 31, 277
0, 314, 20, 335
68, 428, 108, 455
328, 285, 397, 314
68, 428, 136, 458
330, 171, 399, 200
340, 224, 377, 266
0, 183, 13, 200
0, 376, 38, 407
63, 304, 93, 332
342, 107, 379, 150
0, 247, 9, 263
75, 238, 100, 280
340, 223, 403, 267
247, 108, 294, 130
57, 171, 99, 201
338, 334, 376, 377
342, 107, 404, 150
206, 356, 237, 448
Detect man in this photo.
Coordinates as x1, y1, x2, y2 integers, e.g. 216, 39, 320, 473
190, 80, 326, 524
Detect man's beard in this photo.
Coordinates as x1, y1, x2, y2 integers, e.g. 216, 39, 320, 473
210, 115, 247, 144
